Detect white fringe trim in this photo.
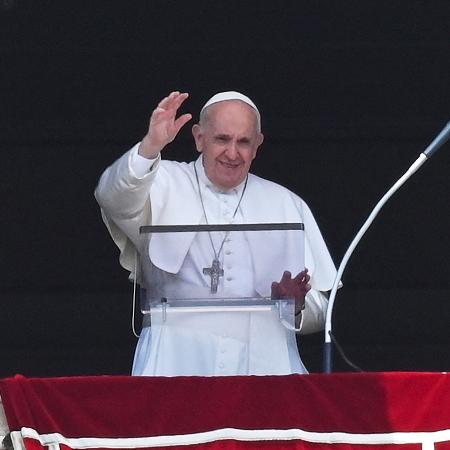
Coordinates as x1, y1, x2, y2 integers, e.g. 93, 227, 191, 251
11, 426, 450, 450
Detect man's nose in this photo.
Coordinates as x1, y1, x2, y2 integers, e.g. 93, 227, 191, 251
225, 141, 238, 159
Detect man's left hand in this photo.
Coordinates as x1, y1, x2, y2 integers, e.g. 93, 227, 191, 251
271, 269, 311, 316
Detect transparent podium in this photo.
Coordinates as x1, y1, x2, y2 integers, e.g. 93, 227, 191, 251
136, 223, 307, 376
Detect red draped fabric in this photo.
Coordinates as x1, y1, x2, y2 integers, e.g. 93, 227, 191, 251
1, 373, 450, 450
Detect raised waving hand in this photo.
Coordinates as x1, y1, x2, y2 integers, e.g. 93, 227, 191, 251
139, 91, 192, 159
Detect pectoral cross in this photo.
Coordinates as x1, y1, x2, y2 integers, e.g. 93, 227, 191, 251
203, 258, 224, 294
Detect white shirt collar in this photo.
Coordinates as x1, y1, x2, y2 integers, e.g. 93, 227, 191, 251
194, 155, 248, 196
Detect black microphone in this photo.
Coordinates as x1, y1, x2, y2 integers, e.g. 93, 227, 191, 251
423, 121, 450, 158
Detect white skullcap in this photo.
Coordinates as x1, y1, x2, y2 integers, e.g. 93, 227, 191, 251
200, 91, 260, 115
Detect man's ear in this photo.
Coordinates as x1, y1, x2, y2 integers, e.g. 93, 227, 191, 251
257, 132, 264, 148
251, 133, 264, 161
192, 124, 203, 153
253, 133, 264, 157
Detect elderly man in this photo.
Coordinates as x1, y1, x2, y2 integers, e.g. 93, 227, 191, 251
95, 91, 337, 376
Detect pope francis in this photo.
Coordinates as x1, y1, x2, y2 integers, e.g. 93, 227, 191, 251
95, 91, 337, 376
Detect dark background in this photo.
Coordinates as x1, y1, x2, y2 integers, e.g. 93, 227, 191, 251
1, 0, 449, 377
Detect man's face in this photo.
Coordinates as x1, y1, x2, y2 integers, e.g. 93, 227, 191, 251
192, 101, 264, 190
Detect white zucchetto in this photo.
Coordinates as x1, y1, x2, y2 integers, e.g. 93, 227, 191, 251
200, 91, 259, 115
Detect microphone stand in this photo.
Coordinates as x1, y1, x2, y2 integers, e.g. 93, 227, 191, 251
323, 121, 450, 373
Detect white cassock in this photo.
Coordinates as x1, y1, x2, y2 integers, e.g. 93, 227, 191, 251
95, 144, 338, 376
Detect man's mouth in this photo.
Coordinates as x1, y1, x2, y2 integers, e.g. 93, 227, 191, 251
218, 161, 241, 169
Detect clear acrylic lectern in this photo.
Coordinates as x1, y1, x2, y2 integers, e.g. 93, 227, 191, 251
139, 223, 305, 332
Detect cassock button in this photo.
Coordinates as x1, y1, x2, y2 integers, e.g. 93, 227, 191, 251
218, 363, 225, 369
225, 250, 231, 255
226, 277, 232, 281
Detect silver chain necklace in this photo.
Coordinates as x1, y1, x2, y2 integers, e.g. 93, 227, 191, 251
194, 163, 248, 294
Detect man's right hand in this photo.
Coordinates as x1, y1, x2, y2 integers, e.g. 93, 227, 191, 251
138, 91, 192, 159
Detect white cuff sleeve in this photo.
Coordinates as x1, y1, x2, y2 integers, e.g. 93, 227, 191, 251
129, 145, 159, 178
297, 289, 328, 334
